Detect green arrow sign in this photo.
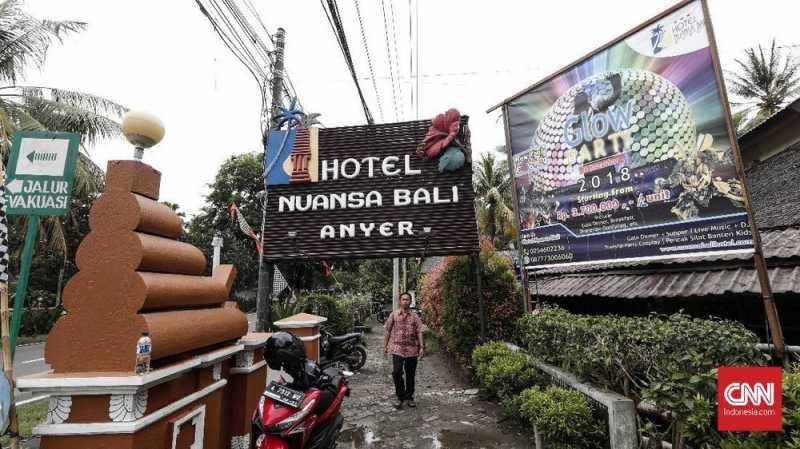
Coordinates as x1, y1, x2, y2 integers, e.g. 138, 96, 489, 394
5, 131, 79, 216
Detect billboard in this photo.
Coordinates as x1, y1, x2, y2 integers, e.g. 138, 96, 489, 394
262, 118, 480, 261
501, 0, 754, 269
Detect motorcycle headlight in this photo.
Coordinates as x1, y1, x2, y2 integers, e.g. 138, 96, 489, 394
266, 398, 317, 434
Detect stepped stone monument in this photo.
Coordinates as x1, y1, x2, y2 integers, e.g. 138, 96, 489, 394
18, 160, 270, 449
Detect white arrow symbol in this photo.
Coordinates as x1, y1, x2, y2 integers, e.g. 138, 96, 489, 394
6, 179, 23, 194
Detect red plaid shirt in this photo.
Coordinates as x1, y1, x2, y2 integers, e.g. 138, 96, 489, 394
385, 309, 423, 358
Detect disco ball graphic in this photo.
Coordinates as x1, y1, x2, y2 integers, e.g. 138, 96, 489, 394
529, 69, 696, 191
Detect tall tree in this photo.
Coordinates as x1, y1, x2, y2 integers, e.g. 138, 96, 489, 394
727, 39, 800, 131
473, 151, 515, 248
0, 0, 127, 256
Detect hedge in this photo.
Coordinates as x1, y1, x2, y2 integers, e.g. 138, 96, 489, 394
419, 244, 522, 363
517, 305, 771, 448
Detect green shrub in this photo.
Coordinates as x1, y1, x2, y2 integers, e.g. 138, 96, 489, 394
20, 306, 62, 336
515, 385, 605, 449
472, 347, 540, 400
517, 305, 767, 448
472, 341, 513, 369
420, 245, 522, 362
296, 291, 353, 334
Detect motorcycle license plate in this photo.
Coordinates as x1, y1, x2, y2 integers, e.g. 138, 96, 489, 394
265, 381, 305, 409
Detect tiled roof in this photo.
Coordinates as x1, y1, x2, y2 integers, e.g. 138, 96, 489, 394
532, 266, 800, 299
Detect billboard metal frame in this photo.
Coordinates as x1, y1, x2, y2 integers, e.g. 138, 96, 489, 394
492, 0, 786, 360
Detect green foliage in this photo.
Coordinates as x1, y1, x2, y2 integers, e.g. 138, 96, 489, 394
421, 244, 521, 362
513, 385, 606, 449
471, 341, 513, 369
19, 306, 62, 336
473, 152, 515, 249
296, 291, 352, 334
472, 342, 541, 401
517, 305, 767, 448
726, 39, 800, 121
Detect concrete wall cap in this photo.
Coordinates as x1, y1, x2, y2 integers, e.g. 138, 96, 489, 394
273, 313, 328, 328
18, 344, 243, 395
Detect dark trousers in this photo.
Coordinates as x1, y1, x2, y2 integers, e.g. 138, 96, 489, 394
392, 355, 418, 401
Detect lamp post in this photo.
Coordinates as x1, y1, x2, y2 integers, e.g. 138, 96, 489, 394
121, 110, 165, 160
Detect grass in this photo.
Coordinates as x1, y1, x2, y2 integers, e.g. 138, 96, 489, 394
15, 335, 47, 346
1, 399, 48, 448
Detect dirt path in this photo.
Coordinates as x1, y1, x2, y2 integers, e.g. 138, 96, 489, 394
338, 322, 532, 449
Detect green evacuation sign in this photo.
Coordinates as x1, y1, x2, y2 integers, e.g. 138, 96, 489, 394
5, 131, 79, 216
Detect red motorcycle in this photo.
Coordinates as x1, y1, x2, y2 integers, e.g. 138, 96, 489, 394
252, 332, 351, 449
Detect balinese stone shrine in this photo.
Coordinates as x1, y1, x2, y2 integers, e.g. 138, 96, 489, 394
17, 160, 271, 449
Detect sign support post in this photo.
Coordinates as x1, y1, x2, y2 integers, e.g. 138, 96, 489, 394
4, 131, 79, 355
9, 216, 38, 353
256, 26, 286, 332
700, 0, 785, 361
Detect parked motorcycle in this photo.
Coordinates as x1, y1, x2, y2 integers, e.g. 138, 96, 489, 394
252, 332, 351, 449
319, 328, 367, 371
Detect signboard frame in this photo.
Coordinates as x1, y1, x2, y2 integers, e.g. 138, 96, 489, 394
491, 0, 786, 358
261, 118, 481, 262
493, 0, 758, 270
5, 131, 80, 216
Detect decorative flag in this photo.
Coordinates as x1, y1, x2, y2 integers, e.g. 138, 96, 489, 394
273, 267, 288, 295
0, 176, 9, 283
228, 203, 262, 255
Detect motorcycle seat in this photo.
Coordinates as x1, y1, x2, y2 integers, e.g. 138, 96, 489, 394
328, 333, 361, 344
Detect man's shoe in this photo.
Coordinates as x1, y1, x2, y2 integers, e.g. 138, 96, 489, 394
394, 400, 404, 409
406, 399, 416, 408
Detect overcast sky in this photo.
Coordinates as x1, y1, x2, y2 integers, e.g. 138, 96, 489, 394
26, 0, 800, 216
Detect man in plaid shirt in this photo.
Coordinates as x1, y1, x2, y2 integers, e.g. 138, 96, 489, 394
383, 292, 424, 409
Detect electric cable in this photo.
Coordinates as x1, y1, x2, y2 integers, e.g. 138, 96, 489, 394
320, 0, 375, 124
387, 0, 405, 119
379, 0, 401, 121
353, 0, 385, 122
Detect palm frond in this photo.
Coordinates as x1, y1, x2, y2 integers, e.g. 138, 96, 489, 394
22, 95, 122, 145
0, 2, 85, 83
40, 215, 67, 257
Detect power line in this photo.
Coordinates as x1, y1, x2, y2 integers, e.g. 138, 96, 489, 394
408, 0, 413, 119
379, 0, 401, 121
320, 0, 375, 124
387, 0, 404, 120
353, 0, 385, 122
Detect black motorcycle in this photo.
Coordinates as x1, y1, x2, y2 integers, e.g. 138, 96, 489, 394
319, 328, 368, 371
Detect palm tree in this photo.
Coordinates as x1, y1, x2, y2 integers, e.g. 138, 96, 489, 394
473, 151, 515, 248
0, 0, 127, 256
727, 39, 800, 132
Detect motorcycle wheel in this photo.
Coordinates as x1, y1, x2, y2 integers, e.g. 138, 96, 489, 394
347, 345, 368, 371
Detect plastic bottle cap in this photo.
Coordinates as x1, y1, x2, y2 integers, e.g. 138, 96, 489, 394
142, 332, 149, 337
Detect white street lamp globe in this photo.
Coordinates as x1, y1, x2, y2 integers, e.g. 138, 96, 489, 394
121, 110, 165, 160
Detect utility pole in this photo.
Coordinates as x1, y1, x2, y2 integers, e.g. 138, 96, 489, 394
392, 258, 400, 311
255, 27, 285, 332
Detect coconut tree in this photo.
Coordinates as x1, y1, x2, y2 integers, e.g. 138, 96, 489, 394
474, 151, 515, 248
0, 0, 127, 256
727, 39, 800, 132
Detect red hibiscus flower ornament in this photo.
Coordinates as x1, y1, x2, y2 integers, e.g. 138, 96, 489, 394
416, 108, 461, 158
